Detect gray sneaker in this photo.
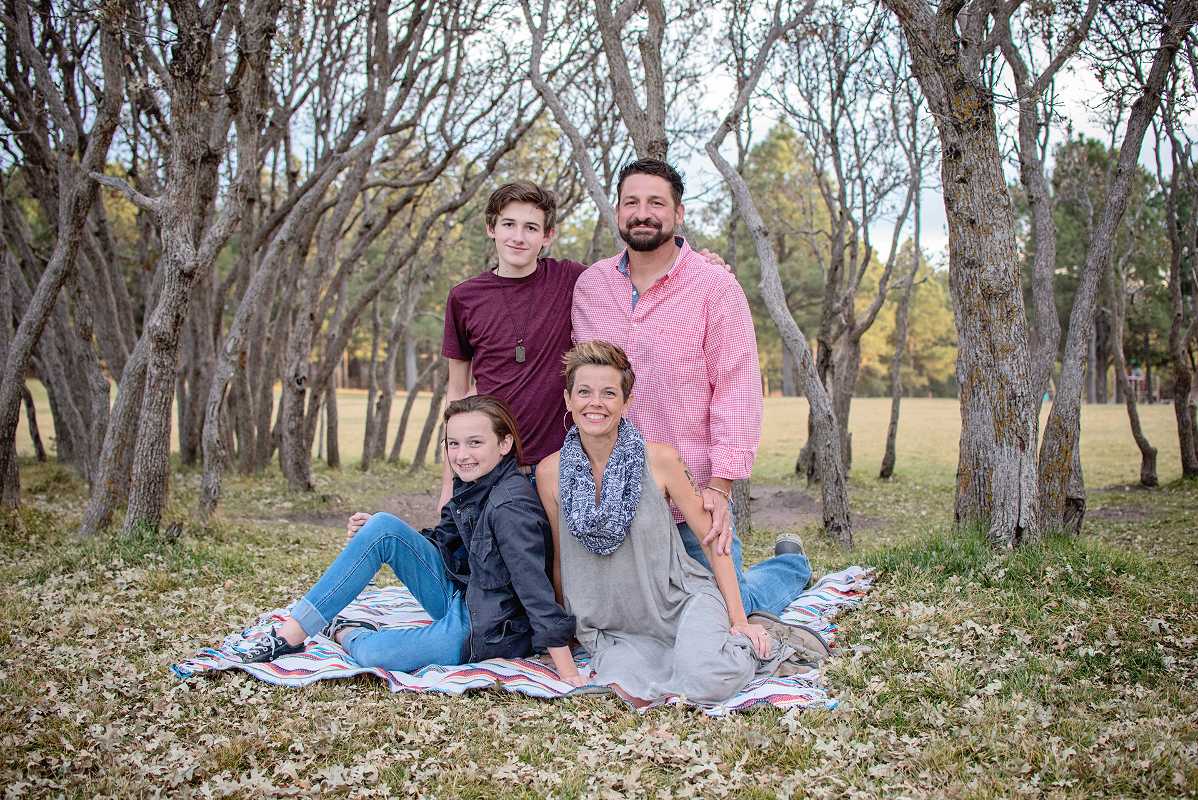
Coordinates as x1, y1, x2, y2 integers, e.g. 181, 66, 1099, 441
774, 533, 816, 588
774, 532, 806, 556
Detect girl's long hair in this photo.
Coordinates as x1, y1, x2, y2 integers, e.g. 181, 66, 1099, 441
443, 395, 525, 465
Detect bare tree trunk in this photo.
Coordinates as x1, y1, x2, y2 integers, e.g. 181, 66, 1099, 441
881, 221, 921, 479
410, 362, 447, 472
390, 359, 436, 463
993, 4, 1098, 418
8, 250, 93, 484
731, 479, 751, 536
592, 0, 669, 160
79, 340, 148, 537
1086, 332, 1098, 404
109, 1, 281, 535
62, 270, 110, 486
8, 258, 92, 477
390, 388, 421, 464
20, 386, 46, 463
179, 277, 216, 467
0, 11, 125, 500
404, 337, 418, 391
325, 379, 340, 469
832, 344, 858, 473
252, 335, 281, 473
360, 299, 383, 471
1, 251, 16, 508
881, 0, 1048, 547
369, 307, 406, 464
704, 2, 850, 548
1159, 115, 1198, 478
520, 0, 637, 242
1038, 2, 1196, 530
1168, 264, 1198, 478
1061, 440, 1086, 536
1096, 317, 1111, 404
1171, 341, 1198, 478
1108, 266, 1158, 486
781, 349, 797, 397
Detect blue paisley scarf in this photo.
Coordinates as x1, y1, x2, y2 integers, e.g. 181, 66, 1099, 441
559, 418, 645, 556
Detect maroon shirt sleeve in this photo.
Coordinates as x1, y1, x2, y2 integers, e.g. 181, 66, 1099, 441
442, 285, 472, 361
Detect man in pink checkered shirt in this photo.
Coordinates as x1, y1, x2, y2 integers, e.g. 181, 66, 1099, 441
572, 159, 812, 617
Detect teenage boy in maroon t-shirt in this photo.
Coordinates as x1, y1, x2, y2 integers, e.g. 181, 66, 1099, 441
439, 182, 585, 507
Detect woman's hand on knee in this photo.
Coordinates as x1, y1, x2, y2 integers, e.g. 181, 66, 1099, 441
732, 621, 772, 659
346, 512, 373, 541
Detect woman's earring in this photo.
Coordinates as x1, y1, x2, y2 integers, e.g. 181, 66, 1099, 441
562, 410, 573, 432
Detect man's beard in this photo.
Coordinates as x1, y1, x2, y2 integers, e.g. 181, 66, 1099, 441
619, 219, 674, 252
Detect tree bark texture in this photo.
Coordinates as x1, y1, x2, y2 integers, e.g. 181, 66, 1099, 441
995, 1, 1100, 414
732, 479, 751, 537
882, 0, 1042, 547
1, 249, 16, 507
119, 0, 281, 534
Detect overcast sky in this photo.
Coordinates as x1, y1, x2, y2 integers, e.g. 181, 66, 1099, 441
680, 59, 1153, 268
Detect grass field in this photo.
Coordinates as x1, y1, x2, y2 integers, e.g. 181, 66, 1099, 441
15, 381, 1191, 487
2, 383, 1196, 797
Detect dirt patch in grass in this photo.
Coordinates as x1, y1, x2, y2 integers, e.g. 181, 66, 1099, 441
1088, 503, 1154, 523
262, 491, 441, 530
374, 490, 440, 529
751, 483, 884, 534
362, 484, 888, 540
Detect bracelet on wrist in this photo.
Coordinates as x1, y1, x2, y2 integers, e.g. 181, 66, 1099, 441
705, 484, 735, 510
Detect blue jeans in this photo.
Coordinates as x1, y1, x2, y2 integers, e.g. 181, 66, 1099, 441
676, 513, 811, 616
289, 513, 470, 672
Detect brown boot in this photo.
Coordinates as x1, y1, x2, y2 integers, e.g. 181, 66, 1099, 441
748, 610, 832, 666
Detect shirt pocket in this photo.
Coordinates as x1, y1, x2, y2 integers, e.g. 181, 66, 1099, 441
483, 616, 530, 645
650, 321, 710, 394
470, 527, 512, 590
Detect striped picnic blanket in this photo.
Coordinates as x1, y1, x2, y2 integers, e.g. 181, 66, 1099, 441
172, 566, 873, 716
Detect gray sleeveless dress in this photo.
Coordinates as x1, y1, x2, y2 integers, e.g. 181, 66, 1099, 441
559, 464, 789, 705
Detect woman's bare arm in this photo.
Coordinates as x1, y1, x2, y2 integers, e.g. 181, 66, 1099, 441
535, 454, 583, 685
535, 454, 565, 605
648, 444, 771, 657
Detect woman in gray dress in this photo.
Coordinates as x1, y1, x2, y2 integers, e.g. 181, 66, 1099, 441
536, 341, 815, 705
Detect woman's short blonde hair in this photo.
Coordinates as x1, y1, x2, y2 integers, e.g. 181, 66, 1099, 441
563, 340, 635, 400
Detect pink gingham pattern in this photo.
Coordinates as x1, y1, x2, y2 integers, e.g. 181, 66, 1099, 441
572, 238, 762, 519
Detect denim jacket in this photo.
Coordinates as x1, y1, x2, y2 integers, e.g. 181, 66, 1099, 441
423, 456, 575, 661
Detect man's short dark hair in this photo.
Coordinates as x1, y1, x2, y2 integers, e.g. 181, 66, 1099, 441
616, 159, 684, 206
486, 181, 558, 231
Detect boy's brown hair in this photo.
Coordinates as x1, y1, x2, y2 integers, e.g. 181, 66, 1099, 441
485, 181, 558, 231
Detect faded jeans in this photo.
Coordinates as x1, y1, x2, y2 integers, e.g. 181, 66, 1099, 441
676, 508, 811, 616
289, 513, 469, 672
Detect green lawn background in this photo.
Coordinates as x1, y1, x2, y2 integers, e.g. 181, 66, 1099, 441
15, 381, 1188, 488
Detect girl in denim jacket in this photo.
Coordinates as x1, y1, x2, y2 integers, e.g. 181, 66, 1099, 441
241, 396, 581, 682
